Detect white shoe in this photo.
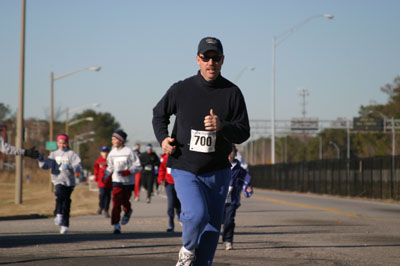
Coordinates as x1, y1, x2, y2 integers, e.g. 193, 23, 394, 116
60, 226, 68, 234
54, 214, 62, 226
113, 224, 121, 234
121, 209, 133, 225
176, 246, 195, 266
134, 197, 140, 202
225, 242, 233, 250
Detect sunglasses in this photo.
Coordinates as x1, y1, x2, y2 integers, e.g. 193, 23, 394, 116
199, 54, 223, 63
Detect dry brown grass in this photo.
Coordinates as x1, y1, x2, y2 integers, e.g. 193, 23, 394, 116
0, 167, 99, 218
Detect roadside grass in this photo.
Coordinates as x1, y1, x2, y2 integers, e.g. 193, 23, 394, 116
0, 167, 99, 218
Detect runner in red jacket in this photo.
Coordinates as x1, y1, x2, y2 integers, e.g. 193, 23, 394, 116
157, 153, 181, 232
94, 146, 112, 217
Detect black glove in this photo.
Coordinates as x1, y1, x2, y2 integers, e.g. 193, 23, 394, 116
24, 146, 39, 159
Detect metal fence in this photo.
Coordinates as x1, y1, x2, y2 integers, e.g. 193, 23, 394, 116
249, 155, 400, 201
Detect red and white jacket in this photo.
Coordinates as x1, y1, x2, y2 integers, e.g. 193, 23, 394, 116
157, 153, 175, 185
94, 156, 111, 188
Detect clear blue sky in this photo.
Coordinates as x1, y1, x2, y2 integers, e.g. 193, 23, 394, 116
1, 0, 400, 146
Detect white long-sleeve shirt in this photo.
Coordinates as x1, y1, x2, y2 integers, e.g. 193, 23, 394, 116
105, 146, 141, 185
39, 148, 82, 187
0, 136, 25, 156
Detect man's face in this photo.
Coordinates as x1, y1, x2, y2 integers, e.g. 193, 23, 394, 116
196, 50, 224, 82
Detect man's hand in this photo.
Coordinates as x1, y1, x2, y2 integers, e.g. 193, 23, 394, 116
119, 170, 131, 176
162, 137, 176, 155
24, 146, 39, 159
204, 108, 220, 131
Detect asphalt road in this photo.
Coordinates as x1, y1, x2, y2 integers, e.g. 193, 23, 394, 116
0, 188, 399, 265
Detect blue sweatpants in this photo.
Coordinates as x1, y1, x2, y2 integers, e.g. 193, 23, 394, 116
165, 182, 181, 229
54, 184, 74, 227
172, 168, 230, 266
99, 187, 112, 212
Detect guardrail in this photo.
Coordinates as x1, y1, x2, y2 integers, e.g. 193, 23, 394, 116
249, 155, 400, 201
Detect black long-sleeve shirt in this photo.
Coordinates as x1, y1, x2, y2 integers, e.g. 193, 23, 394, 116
152, 71, 250, 175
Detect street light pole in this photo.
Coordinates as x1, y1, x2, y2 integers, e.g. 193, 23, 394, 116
392, 117, 395, 158
329, 141, 340, 159
270, 13, 334, 164
65, 103, 99, 134
67, 117, 94, 135
234, 66, 255, 83
49, 66, 101, 141
50, 72, 54, 141
271, 36, 276, 164
391, 117, 395, 198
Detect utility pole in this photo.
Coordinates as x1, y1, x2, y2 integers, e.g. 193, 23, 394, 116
298, 88, 309, 118
15, 0, 26, 204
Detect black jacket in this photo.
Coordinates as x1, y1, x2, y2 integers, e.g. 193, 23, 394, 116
152, 71, 250, 175
139, 152, 160, 173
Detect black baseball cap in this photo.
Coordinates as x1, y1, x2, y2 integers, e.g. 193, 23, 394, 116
198, 37, 223, 56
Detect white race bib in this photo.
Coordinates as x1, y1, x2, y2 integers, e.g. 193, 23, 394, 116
189, 129, 216, 153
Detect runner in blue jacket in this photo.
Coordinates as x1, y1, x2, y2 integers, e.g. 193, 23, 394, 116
221, 145, 253, 251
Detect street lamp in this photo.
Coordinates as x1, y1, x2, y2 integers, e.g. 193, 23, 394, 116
65, 103, 100, 134
76, 138, 95, 158
329, 141, 340, 159
49, 66, 101, 142
271, 14, 333, 164
234, 66, 255, 83
72, 131, 95, 153
67, 117, 94, 134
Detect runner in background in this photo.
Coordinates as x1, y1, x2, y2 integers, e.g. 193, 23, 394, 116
102, 130, 141, 234
221, 145, 253, 250
93, 146, 111, 218
139, 144, 160, 203
157, 153, 181, 232
133, 144, 142, 201
38, 134, 81, 234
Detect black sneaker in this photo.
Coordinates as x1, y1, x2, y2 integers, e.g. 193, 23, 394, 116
97, 208, 102, 215
166, 226, 174, 232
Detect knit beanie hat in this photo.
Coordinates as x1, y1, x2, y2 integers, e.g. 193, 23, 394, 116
112, 130, 127, 143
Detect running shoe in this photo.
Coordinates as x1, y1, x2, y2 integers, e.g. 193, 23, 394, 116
113, 224, 121, 234
121, 209, 133, 225
175, 246, 195, 266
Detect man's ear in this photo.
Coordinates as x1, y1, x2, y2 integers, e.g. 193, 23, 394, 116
196, 55, 201, 66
